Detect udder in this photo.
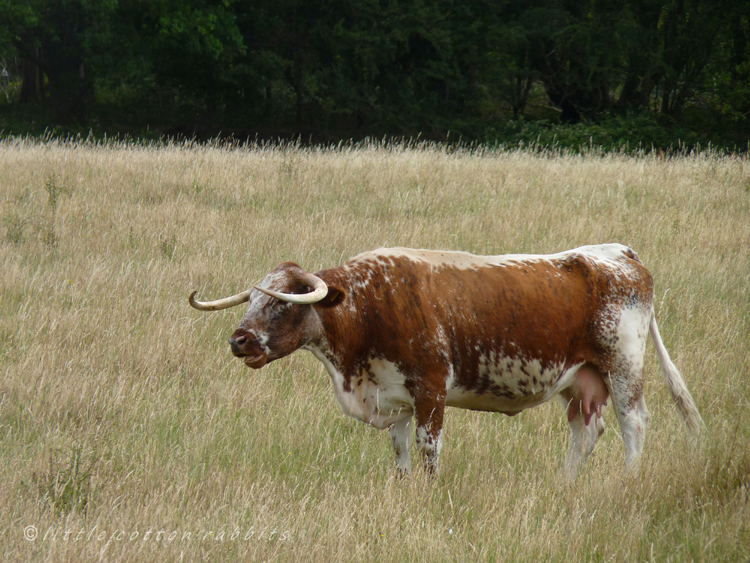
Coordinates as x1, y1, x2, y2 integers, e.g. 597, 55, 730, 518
561, 364, 610, 426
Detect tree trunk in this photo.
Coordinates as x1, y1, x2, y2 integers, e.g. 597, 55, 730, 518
20, 49, 46, 103
43, 39, 94, 125
14, 10, 94, 124
618, 72, 660, 111
512, 74, 533, 118
288, 55, 304, 129
543, 83, 582, 123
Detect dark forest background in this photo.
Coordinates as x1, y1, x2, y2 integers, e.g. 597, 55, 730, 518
1, 0, 749, 150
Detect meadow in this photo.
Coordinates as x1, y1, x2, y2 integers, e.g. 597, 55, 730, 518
1, 138, 748, 562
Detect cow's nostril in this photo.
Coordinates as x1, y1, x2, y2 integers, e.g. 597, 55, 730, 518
230, 335, 248, 347
229, 335, 251, 355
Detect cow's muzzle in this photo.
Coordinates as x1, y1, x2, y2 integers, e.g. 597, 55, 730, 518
229, 333, 268, 369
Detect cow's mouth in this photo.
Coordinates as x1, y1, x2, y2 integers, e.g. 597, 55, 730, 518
243, 353, 268, 369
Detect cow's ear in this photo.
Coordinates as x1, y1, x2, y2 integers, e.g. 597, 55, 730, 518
315, 286, 346, 308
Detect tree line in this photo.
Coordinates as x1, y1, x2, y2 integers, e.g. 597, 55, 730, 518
1, 0, 749, 146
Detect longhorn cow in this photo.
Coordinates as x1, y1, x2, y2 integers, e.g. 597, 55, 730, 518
189, 244, 703, 478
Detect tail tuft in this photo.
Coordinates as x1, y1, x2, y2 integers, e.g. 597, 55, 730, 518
649, 314, 705, 439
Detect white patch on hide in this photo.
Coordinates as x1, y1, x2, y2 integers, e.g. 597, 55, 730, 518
615, 304, 650, 373
348, 243, 636, 275
305, 344, 413, 430
446, 349, 571, 413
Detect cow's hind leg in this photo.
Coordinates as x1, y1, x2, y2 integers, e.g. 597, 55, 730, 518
389, 416, 413, 474
557, 363, 609, 479
602, 305, 652, 472
558, 395, 606, 481
610, 386, 650, 470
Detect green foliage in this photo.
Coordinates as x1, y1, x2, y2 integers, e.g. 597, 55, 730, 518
160, 233, 177, 260
2, 210, 26, 244
23, 444, 97, 516
41, 173, 69, 248
486, 112, 748, 154
1, 171, 72, 248
0, 0, 748, 146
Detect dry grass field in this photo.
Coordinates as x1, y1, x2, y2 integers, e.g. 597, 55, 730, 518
1, 138, 748, 562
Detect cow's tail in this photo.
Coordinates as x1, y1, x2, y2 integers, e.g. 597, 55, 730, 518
649, 313, 705, 439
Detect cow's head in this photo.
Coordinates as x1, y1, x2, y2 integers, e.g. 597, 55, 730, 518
189, 262, 344, 368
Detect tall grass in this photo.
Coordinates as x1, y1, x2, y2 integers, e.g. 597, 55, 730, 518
1, 137, 748, 561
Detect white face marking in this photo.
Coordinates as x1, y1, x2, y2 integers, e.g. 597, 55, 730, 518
236, 270, 294, 355
244, 270, 289, 317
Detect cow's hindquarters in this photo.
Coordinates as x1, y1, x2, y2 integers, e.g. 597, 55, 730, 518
595, 302, 653, 471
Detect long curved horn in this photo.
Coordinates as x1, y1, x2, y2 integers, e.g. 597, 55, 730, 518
189, 288, 254, 311
253, 272, 328, 304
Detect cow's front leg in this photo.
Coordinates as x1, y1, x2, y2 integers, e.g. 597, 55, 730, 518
389, 416, 413, 475
413, 392, 446, 475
